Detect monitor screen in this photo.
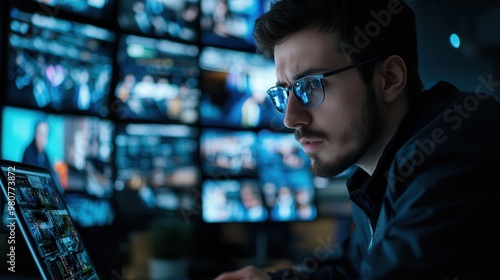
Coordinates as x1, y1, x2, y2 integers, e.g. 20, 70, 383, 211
201, 129, 318, 223
114, 123, 200, 211
5, 7, 116, 117
201, 171, 316, 223
63, 193, 115, 227
200, 0, 271, 51
28, 0, 116, 22
113, 34, 201, 123
256, 130, 310, 171
200, 128, 258, 178
1, 106, 115, 198
199, 46, 285, 130
117, 0, 199, 42
256, 130, 316, 221
202, 179, 268, 223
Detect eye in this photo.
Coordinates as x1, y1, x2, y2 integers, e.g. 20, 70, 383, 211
295, 77, 321, 91
307, 79, 321, 91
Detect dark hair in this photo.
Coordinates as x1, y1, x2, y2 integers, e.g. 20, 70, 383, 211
253, 0, 423, 97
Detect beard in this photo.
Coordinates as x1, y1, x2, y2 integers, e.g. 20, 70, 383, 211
300, 86, 381, 178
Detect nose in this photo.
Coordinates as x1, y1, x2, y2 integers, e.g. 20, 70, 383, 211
283, 92, 311, 129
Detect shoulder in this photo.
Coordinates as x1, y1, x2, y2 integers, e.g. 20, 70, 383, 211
415, 81, 500, 127
386, 82, 500, 196
405, 81, 500, 157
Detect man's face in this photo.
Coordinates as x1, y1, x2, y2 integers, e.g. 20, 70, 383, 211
273, 28, 380, 177
35, 122, 49, 152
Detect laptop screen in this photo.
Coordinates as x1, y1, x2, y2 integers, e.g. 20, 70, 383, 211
0, 159, 99, 279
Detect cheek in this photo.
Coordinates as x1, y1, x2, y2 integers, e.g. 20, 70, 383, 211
321, 82, 366, 131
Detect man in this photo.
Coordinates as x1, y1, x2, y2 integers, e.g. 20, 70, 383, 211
216, 0, 500, 279
22, 119, 52, 170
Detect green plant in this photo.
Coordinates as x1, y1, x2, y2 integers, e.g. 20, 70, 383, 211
149, 215, 192, 259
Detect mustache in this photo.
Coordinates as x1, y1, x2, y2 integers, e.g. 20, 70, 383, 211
294, 128, 327, 142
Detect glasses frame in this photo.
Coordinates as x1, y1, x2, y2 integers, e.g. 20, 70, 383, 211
267, 57, 379, 113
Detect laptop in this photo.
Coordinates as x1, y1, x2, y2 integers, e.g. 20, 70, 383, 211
0, 159, 100, 280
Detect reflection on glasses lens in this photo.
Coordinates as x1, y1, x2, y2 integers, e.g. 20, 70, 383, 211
266, 76, 325, 114
267, 87, 288, 113
294, 77, 324, 108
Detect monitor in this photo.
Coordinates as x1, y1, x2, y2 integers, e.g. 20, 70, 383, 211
199, 46, 285, 130
114, 123, 200, 212
1, 106, 115, 199
201, 129, 318, 223
200, 0, 272, 51
27, 0, 116, 23
256, 129, 310, 171
117, 0, 199, 42
113, 34, 201, 123
202, 178, 268, 223
256, 130, 316, 221
63, 193, 115, 227
4, 7, 116, 117
200, 128, 258, 178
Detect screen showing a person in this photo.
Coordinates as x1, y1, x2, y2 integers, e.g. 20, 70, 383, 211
200, 0, 271, 51
257, 130, 316, 221
0, 163, 100, 279
113, 34, 200, 123
117, 0, 199, 42
201, 129, 318, 223
114, 123, 199, 211
199, 46, 285, 130
5, 7, 115, 117
1, 106, 115, 198
202, 179, 268, 223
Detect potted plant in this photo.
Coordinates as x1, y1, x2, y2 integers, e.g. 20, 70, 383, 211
148, 215, 192, 279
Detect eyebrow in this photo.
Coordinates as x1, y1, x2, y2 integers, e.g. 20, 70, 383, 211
275, 68, 330, 87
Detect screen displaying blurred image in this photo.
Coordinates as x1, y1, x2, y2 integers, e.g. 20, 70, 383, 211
5, 7, 115, 117
114, 123, 200, 189
202, 179, 268, 223
64, 193, 115, 227
117, 0, 199, 42
200, 0, 273, 51
256, 131, 316, 221
199, 46, 285, 130
259, 169, 317, 222
200, 129, 258, 178
29, 0, 116, 22
201, 129, 318, 223
256, 130, 310, 171
1, 106, 115, 198
113, 34, 201, 123
202, 170, 317, 223
114, 123, 200, 211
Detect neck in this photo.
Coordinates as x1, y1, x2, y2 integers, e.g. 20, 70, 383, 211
357, 96, 409, 176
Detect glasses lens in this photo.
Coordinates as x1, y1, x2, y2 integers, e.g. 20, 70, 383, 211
293, 76, 325, 108
267, 86, 289, 113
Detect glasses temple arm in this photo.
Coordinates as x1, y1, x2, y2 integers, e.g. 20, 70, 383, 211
322, 57, 379, 77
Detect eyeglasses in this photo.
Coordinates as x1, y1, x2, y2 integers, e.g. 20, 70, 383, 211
266, 57, 379, 113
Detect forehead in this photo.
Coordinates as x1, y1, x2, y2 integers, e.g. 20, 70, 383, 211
274, 28, 349, 82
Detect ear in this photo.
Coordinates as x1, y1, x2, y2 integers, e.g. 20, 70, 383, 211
378, 55, 407, 103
